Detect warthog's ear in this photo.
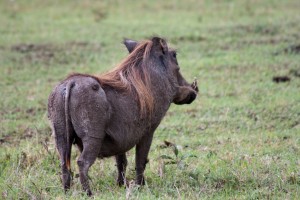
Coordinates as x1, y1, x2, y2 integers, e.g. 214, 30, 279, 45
151, 37, 168, 55
123, 38, 138, 53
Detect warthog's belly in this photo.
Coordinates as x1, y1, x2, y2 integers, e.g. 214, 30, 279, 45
98, 133, 140, 157
98, 143, 132, 158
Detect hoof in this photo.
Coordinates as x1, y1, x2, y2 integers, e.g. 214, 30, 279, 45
117, 179, 125, 187
135, 178, 145, 186
86, 189, 92, 197
117, 177, 130, 187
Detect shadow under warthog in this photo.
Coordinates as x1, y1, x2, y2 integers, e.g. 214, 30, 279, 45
48, 37, 198, 196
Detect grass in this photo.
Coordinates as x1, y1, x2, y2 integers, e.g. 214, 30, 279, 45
0, 0, 299, 199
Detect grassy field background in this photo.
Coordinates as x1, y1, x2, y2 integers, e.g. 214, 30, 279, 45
0, 0, 299, 199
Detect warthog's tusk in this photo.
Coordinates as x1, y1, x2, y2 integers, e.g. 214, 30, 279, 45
191, 78, 198, 92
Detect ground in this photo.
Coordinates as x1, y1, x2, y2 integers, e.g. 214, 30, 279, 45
0, 0, 299, 199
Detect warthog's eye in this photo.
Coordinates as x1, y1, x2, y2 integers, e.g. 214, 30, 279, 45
171, 51, 178, 66
172, 52, 177, 58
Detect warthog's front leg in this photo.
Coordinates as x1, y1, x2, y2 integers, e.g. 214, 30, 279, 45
77, 137, 102, 196
115, 154, 128, 186
135, 132, 154, 185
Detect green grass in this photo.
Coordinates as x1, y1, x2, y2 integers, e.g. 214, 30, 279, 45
0, 0, 300, 199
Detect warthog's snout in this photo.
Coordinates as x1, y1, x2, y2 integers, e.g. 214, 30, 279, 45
185, 90, 197, 104
173, 79, 198, 105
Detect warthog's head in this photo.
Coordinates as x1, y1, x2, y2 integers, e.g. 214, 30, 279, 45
124, 37, 198, 105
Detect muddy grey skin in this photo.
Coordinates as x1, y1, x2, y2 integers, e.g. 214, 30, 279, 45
48, 37, 198, 196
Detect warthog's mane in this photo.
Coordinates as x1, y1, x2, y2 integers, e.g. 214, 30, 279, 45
98, 40, 155, 117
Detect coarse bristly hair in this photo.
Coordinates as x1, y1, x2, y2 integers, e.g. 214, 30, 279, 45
98, 40, 155, 117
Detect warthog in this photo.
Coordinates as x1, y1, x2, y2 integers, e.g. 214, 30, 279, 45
48, 37, 198, 195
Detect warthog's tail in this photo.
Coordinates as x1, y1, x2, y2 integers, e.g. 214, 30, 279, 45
64, 81, 75, 172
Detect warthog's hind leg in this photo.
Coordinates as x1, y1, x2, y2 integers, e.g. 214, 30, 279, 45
115, 154, 128, 186
61, 159, 71, 192
52, 122, 73, 192
77, 137, 102, 196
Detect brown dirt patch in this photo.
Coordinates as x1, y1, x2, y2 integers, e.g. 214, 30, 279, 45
170, 35, 206, 44
10, 42, 102, 64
